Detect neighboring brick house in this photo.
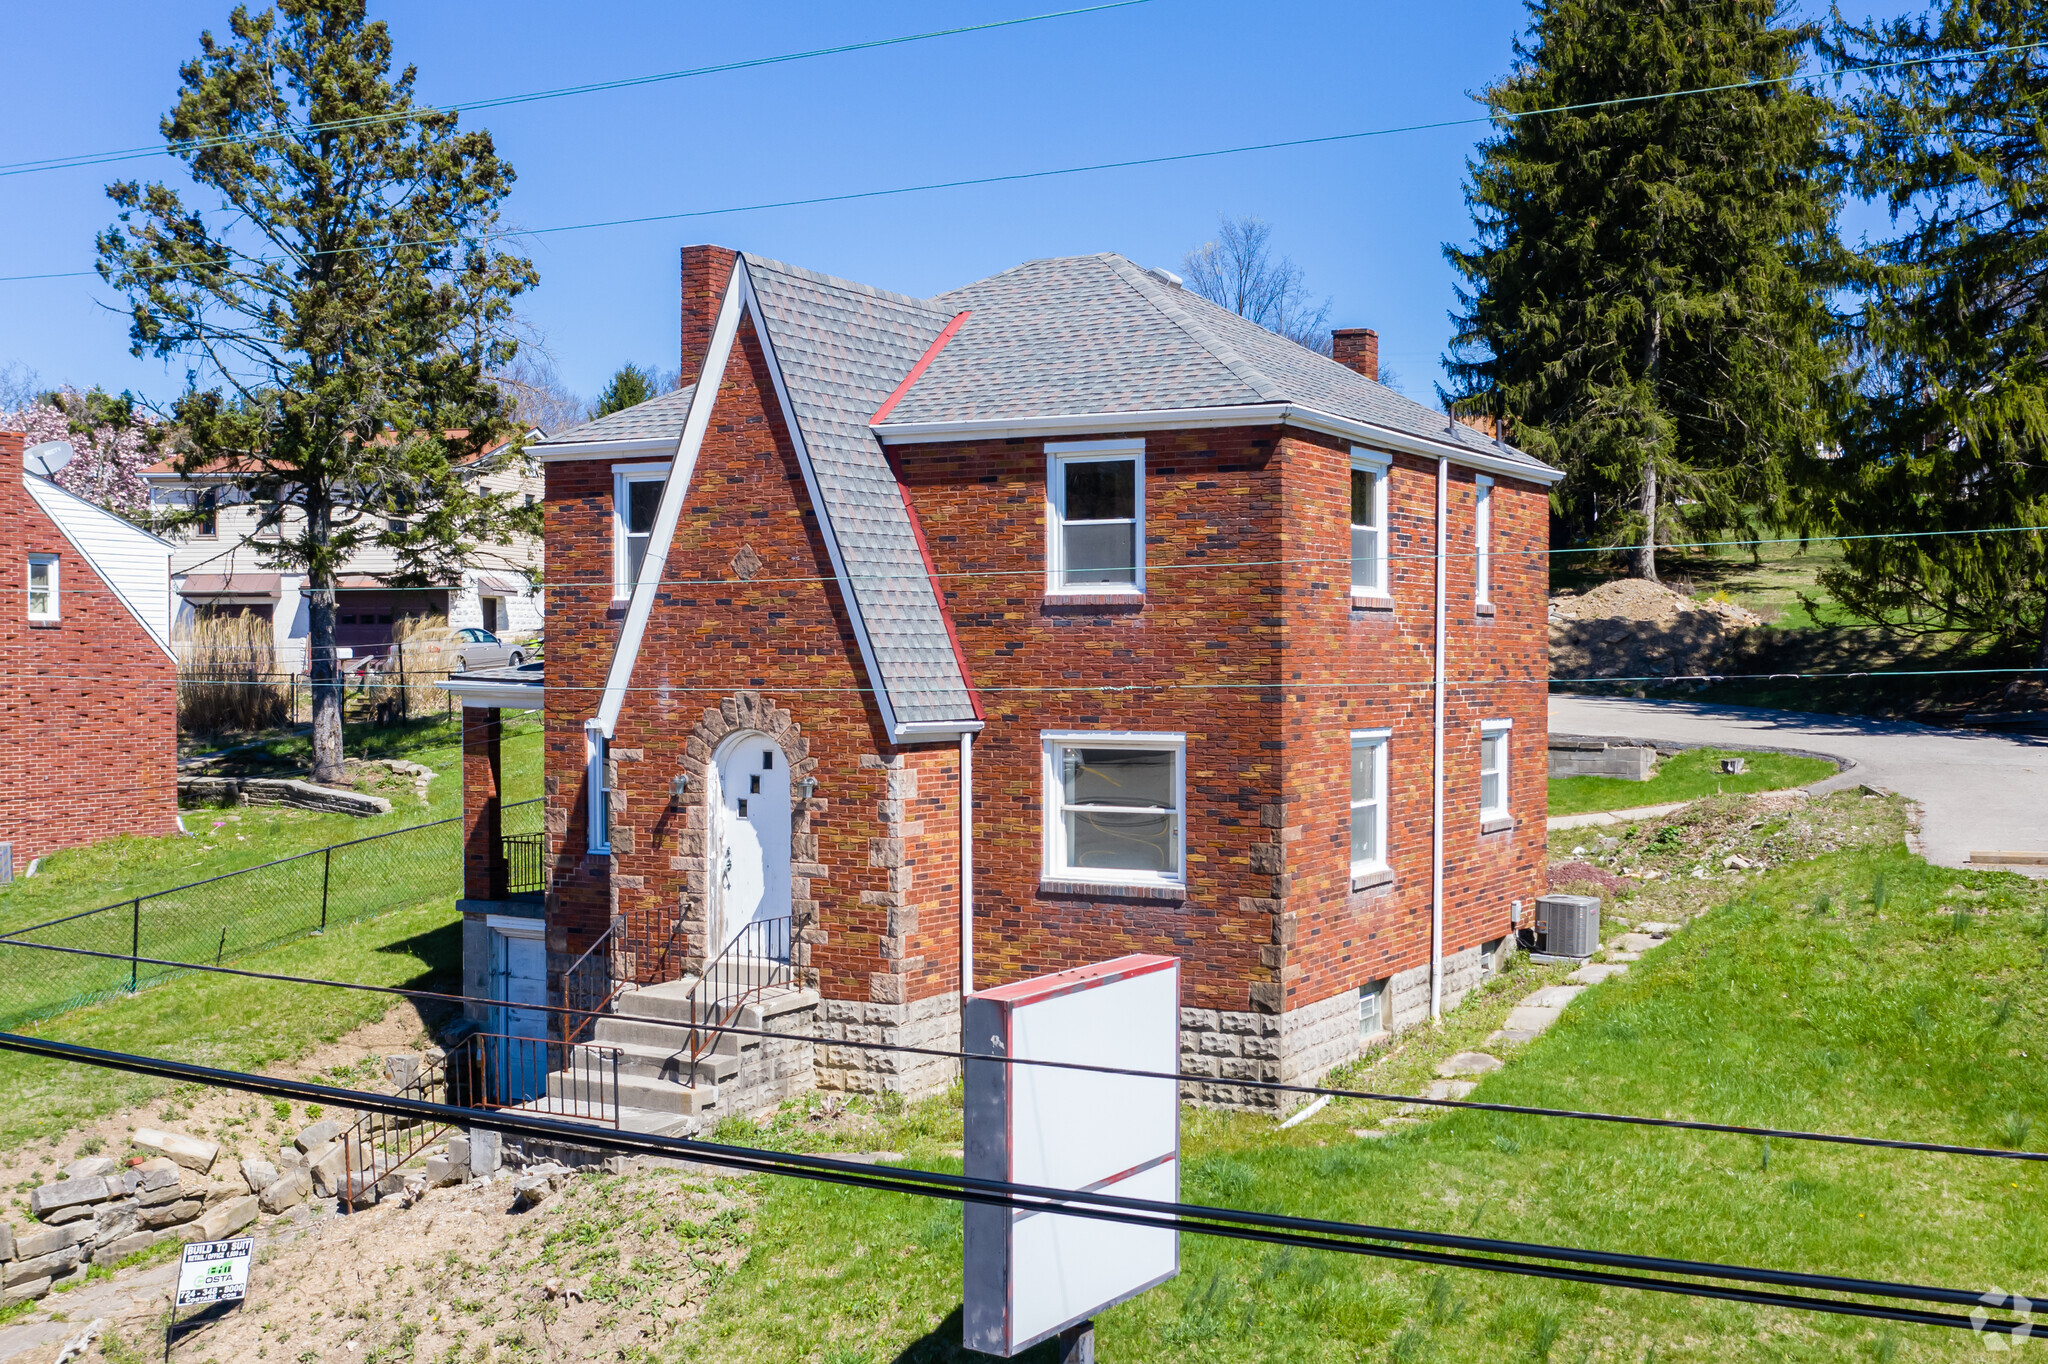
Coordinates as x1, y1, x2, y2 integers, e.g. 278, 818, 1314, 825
1, 431, 179, 873
146, 434, 544, 670
449, 246, 1559, 1110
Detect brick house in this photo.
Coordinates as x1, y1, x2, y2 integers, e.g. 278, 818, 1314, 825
446, 246, 1559, 1118
1, 431, 179, 875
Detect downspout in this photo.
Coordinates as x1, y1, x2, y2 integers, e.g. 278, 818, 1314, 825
1431, 454, 1448, 1022
960, 731, 975, 999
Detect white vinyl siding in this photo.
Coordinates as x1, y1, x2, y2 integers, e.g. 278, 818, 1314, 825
1480, 719, 1512, 821
1042, 732, 1184, 886
1047, 440, 1144, 593
22, 474, 176, 654
1350, 449, 1389, 598
1350, 729, 1389, 877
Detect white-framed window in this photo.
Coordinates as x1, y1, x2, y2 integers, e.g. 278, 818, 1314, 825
1041, 731, 1184, 886
1349, 728, 1390, 877
1358, 979, 1386, 1037
27, 554, 58, 622
1047, 440, 1144, 593
611, 462, 670, 597
1479, 719, 1512, 821
1474, 475, 1493, 605
585, 722, 611, 854
1350, 449, 1389, 597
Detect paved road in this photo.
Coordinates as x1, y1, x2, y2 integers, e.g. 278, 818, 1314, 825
1549, 696, 2048, 874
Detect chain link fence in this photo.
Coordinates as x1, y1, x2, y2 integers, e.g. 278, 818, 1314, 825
0, 798, 543, 1028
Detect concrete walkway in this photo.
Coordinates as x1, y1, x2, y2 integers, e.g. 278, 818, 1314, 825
1551, 695, 2048, 874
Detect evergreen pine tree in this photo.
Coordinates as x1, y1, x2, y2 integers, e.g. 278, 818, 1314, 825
99, 0, 539, 781
1445, 0, 1842, 580
1810, 0, 2048, 665
591, 364, 660, 419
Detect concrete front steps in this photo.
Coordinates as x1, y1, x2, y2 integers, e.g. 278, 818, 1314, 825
520, 970, 818, 1136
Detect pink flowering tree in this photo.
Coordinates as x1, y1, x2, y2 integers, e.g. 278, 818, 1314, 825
1, 387, 156, 520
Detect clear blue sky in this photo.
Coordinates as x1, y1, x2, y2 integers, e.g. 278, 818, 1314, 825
0, 0, 1899, 414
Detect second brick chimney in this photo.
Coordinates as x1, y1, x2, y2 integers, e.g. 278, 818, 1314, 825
679, 245, 741, 390
1331, 328, 1379, 380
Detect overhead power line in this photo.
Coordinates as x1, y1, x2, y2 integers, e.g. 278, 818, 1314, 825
0, 1032, 2033, 1334
2, 939, 2041, 1166
0, 1, 1156, 179
7, 39, 2045, 285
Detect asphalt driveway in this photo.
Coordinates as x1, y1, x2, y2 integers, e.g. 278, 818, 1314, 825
1549, 695, 2048, 874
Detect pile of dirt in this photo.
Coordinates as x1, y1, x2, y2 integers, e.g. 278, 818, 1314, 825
1551, 578, 1765, 682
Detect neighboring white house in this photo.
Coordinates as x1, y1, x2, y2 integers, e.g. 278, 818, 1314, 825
146, 432, 545, 671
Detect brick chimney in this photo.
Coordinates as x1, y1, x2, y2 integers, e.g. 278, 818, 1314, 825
1331, 328, 1379, 380
679, 245, 741, 390
0, 431, 22, 466
1454, 413, 1500, 440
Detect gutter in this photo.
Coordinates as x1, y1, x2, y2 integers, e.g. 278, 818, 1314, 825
1430, 455, 1448, 1023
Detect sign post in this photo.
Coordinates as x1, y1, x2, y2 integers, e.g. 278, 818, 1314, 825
166, 1237, 253, 1360
963, 954, 1180, 1358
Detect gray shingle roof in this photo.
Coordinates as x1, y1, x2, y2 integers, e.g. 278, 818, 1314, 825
737, 255, 976, 729
891, 253, 1553, 476
529, 383, 698, 447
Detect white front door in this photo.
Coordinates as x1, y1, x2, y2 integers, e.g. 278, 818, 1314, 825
713, 733, 791, 952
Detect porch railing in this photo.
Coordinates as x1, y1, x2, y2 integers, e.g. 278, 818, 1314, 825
684, 914, 793, 1066
560, 915, 625, 1048
502, 832, 548, 894
450, 1030, 622, 1128
341, 1049, 455, 1211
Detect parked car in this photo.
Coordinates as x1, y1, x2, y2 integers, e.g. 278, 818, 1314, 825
386, 625, 527, 674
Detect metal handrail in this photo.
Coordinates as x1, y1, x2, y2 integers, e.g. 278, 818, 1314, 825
452, 1029, 622, 1129
501, 831, 547, 893
341, 1051, 454, 1211
684, 914, 794, 1066
559, 916, 624, 1049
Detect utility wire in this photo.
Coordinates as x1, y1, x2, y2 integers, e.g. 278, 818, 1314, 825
0, 1032, 2033, 1333
8, 39, 2046, 285
0, 2, 1157, 179
2, 940, 2041, 1166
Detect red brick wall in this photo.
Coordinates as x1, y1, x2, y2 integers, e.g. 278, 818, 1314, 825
1269, 430, 1548, 1011
0, 431, 179, 865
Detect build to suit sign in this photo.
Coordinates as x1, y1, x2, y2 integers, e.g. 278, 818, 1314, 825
963, 954, 1181, 1356
175, 1238, 253, 1306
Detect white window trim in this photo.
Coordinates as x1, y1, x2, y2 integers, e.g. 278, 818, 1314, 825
1040, 729, 1185, 888
1349, 448, 1390, 599
1479, 718, 1513, 821
1349, 728, 1390, 877
1474, 475, 1494, 605
27, 554, 58, 622
1045, 439, 1145, 596
611, 462, 671, 599
585, 721, 611, 855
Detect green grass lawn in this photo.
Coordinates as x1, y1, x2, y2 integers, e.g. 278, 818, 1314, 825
0, 898, 459, 1155
0, 712, 541, 938
1547, 746, 1839, 816
677, 834, 2048, 1364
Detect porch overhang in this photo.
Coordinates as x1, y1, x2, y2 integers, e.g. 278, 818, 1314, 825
439, 662, 544, 710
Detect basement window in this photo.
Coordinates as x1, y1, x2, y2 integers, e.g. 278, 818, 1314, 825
1479, 719, 1512, 822
1350, 450, 1389, 598
1359, 979, 1386, 1037
1350, 729, 1390, 877
1047, 441, 1143, 593
27, 555, 58, 622
1042, 732, 1184, 886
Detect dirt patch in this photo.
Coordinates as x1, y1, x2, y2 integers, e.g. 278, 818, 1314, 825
1551, 578, 1766, 682
14, 1165, 751, 1364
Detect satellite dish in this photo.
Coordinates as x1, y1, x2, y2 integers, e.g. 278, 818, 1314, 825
25, 441, 74, 478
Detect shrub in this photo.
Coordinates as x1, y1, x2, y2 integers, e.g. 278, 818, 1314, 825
362, 613, 451, 722
177, 612, 288, 734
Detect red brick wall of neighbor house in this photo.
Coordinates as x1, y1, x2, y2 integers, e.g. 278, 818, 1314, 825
0, 431, 178, 863
540, 322, 967, 1004
892, 428, 1288, 1012
1271, 430, 1549, 1011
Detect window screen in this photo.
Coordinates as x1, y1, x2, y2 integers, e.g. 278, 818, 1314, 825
1056, 457, 1138, 588
1051, 743, 1180, 877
